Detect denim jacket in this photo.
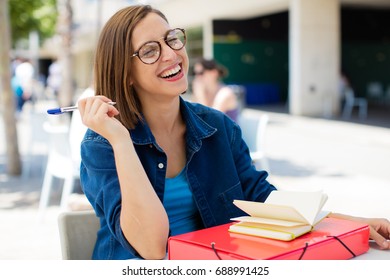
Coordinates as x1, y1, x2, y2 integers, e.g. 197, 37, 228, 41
80, 97, 276, 260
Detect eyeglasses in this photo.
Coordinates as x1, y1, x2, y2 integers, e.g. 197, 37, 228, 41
131, 28, 186, 65
193, 71, 204, 76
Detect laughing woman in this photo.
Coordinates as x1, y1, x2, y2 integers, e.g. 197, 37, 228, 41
77, 5, 390, 260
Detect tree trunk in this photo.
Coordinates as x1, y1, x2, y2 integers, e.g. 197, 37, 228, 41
0, 0, 22, 175
57, 0, 73, 107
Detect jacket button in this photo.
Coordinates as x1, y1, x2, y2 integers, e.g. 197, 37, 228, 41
158, 163, 164, 169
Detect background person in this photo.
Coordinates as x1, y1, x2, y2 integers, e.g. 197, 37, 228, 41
12, 58, 34, 113
192, 58, 239, 122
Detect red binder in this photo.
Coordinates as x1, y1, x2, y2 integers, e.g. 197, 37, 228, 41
168, 218, 370, 260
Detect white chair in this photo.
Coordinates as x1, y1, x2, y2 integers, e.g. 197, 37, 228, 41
38, 90, 92, 219
38, 119, 80, 220
58, 210, 99, 260
238, 114, 270, 173
22, 106, 50, 179
342, 88, 367, 120
228, 84, 246, 114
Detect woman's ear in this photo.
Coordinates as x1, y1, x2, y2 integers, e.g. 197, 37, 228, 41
129, 74, 134, 86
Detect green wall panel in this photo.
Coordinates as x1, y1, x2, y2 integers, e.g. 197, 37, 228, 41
214, 40, 289, 102
342, 42, 390, 98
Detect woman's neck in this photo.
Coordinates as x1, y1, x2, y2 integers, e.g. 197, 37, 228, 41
142, 97, 183, 136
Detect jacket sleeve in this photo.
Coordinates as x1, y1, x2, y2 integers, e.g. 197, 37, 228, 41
80, 134, 138, 256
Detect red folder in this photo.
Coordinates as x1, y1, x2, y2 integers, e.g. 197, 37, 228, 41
168, 218, 370, 260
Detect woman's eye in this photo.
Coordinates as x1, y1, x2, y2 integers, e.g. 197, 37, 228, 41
142, 47, 159, 58
167, 38, 180, 47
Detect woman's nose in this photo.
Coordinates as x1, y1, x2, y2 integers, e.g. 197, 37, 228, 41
160, 43, 178, 62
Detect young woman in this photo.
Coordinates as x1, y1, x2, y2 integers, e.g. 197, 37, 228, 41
192, 58, 239, 122
78, 5, 390, 260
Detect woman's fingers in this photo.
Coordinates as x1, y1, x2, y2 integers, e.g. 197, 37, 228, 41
79, 96, 117, 125
370, 226, 390, 249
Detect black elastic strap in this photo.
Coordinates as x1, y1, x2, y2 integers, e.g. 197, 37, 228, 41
211, 235, 356, 260
299, 236, 356, 260
211, 242, 222, 260
327, 235, 356, 258
298, 242, 309, 260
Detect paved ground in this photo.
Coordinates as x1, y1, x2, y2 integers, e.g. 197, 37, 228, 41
1, 100, 390, 260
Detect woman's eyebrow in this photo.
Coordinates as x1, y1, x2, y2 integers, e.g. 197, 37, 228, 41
134, 29, 171, 48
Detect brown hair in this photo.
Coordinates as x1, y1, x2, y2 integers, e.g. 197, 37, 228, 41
93, 5, 168, 129
195, 58, 228, 78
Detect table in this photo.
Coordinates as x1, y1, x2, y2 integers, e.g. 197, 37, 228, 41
354, 241, 390, 260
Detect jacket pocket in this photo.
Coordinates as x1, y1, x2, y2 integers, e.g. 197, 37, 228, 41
218, 183, 247, 218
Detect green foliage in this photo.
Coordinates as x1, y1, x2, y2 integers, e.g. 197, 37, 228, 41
9, 0, 58, 47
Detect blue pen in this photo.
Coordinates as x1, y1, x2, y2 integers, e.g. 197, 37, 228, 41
47, 102, 116, 115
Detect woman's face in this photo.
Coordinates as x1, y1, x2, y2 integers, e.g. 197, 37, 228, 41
130, 13, 189, 102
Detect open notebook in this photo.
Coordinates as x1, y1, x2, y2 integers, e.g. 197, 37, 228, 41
229, 190, 330, 241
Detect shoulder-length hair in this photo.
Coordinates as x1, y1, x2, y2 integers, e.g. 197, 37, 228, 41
93, 5, 168, 129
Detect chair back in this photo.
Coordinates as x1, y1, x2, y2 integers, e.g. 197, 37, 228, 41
228, 84, 246, 114
58, 210, 100, 260
69, 87, 94, 167
238, 114, 270, 171
238, 114, 269, 153
344, 88, 356, 105
43, 121, 73, 177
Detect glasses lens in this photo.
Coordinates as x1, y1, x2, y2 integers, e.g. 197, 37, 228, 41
134, 29, 186, 64
166, 29, 186, 50
138, 42, 161, 64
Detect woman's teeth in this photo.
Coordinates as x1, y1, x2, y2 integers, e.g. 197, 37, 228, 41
161, 65, 181, 78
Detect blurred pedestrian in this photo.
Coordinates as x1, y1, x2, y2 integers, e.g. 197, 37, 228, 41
192, 58, 239, 122
12, 58, 34, 112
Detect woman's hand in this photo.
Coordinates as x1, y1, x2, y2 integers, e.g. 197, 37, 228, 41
78, 96, 129, 145
329, 213, 390, 249
363, 217, 390, 249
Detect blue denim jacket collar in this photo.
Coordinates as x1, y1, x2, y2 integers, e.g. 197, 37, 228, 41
130, 97, 217, 151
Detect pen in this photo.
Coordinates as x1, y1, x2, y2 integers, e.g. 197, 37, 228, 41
47, 102, 116, 115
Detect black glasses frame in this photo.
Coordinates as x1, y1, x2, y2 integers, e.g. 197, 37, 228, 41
131, 28, 186, 65
193, 71, 204, 76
